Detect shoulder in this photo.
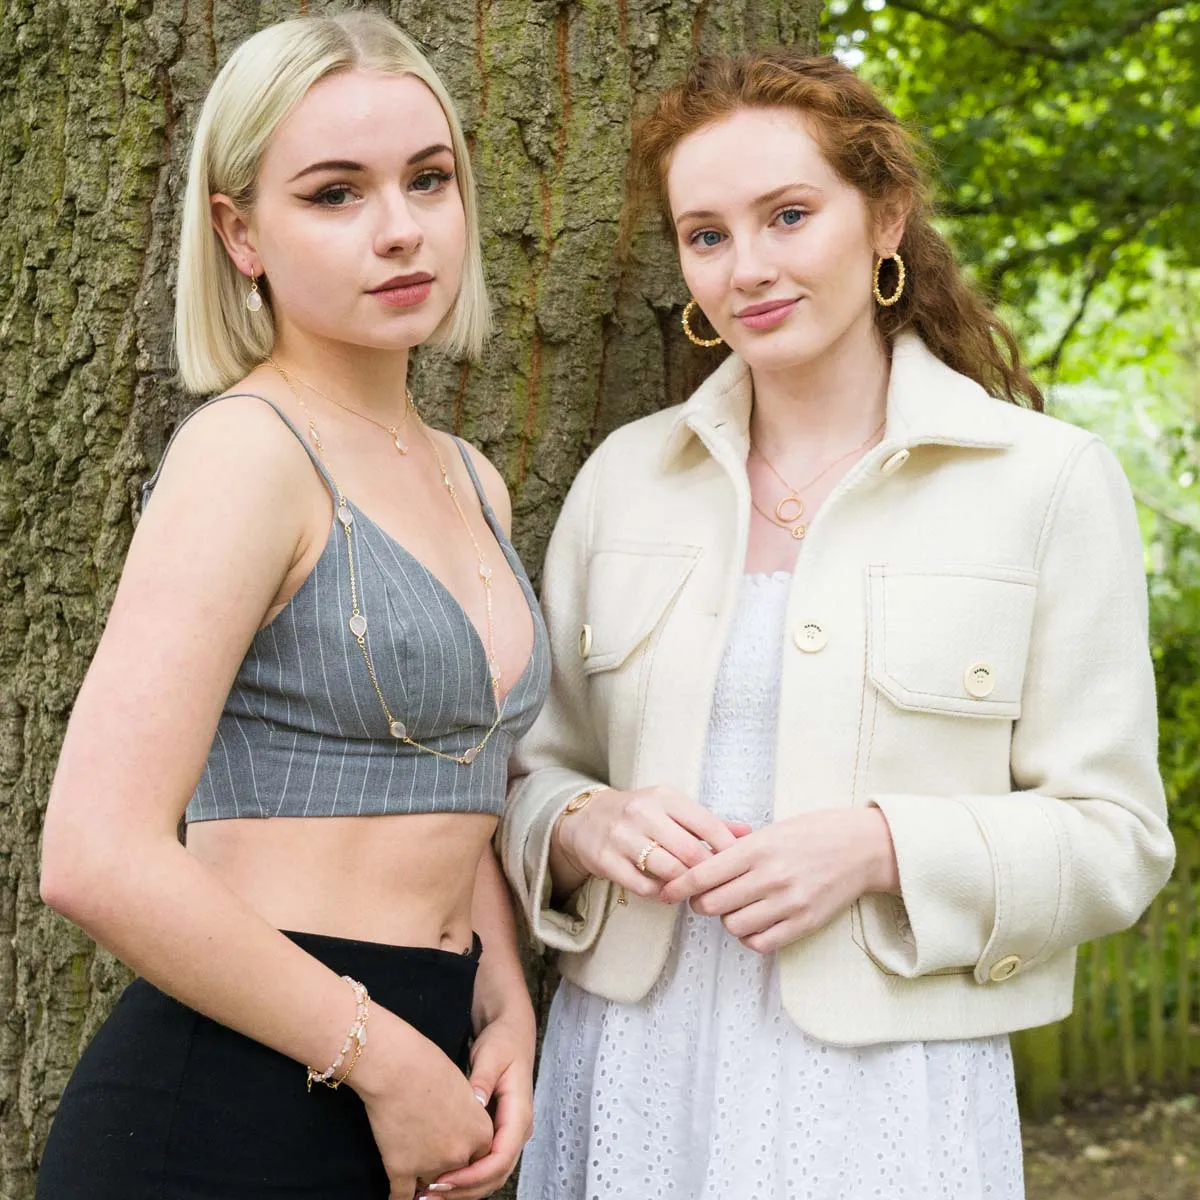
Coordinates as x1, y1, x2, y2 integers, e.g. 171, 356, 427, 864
145, 389, 322, 518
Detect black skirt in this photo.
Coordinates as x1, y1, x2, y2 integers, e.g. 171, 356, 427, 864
36, 931, 481, 1199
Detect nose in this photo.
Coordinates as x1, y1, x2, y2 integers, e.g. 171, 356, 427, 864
728, 233, 778, 293
374, 187, 423, 257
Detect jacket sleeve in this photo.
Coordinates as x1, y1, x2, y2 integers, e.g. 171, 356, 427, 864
859, 436, 1175, 984
497, 442, 615, 952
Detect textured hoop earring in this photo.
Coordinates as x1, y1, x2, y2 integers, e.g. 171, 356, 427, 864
682, 299, 723, 348
245, 276, 263, 313
873, 254, 905, 307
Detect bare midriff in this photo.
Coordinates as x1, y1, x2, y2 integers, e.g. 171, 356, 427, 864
185, 811, 498, 955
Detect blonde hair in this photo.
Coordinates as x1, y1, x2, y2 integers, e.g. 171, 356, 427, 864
175, 11, 491, 393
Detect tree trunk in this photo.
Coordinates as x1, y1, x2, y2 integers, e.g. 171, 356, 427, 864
0, 1, 821, 1193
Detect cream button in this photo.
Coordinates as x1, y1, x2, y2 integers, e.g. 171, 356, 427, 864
964, 662, 995, 698
879, 448, 910, 476
795, 621, 828, 653
578, 623, 593, 657
988, 954, 1022, 982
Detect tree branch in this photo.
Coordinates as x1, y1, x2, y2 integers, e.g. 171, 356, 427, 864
1033, 258, 1109, 375
883, 1, 1180, 64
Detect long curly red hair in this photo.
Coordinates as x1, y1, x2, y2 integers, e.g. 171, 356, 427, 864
629, 51, 1042, 409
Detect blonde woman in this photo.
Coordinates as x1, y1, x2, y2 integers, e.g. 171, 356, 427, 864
500, 52, 1174, 1198
38, 13, 546, 1200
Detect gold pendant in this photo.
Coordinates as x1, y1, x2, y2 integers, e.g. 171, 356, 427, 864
391, 430, 408, 454
791, 524, 807, 540
775, 495, 804, 524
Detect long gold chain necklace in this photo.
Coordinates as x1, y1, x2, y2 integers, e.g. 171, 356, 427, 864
268, 359, 505, 766
749, 416, 886, 540
268, 362, 414, 454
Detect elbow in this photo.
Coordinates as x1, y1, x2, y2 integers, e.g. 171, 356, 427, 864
39, 840, 94, 923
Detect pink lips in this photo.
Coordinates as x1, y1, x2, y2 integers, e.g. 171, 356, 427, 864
369, 272, 434, 308
734, 297, 799, 330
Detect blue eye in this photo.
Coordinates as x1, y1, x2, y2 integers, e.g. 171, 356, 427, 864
690, 229, 724, 248
778, 207, 807, 226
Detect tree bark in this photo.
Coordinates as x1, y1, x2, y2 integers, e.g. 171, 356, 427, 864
0, 1, 821, 1193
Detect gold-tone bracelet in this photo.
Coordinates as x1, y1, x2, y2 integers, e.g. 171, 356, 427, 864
306, 976, 370, 1092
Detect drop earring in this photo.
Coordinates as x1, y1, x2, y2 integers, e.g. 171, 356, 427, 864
245, 276, 263, 313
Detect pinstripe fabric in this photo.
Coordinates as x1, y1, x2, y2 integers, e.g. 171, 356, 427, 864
142, 394, 549, 821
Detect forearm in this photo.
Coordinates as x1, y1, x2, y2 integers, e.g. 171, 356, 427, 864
470, 844, 535, 1033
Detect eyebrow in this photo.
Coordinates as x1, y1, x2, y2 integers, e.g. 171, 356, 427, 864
674, 182, 824, 226
287, 144, 454, 183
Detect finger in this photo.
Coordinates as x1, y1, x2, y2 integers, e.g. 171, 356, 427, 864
741, 914, 809, 954
666, 800, 744, 853
636, 814, 714, 873
600, 846, 670, 899
660, 841, 751, 905
727, 821, 754, 837
720, 896, 786, 938
689, 870, 768, 917
639, 843, 688, 883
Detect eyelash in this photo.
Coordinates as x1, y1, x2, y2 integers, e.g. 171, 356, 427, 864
305, 169, 455, 207
686, 206, 810, 247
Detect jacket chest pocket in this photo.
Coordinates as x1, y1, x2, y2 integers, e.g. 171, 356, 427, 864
867, 563, 1039, 719
580, 542, 700, 678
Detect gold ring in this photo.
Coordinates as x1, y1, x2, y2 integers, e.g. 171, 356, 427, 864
635, 839, 659, 874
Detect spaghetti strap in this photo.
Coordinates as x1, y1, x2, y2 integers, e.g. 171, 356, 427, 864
450, 436, 499, 525
141, 392, 339, 509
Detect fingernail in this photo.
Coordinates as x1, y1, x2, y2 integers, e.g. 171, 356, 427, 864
472, 1087, 489, 1105
425, 1185, 455, 1193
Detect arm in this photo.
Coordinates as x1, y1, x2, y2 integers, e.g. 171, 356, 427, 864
859, 437, 1174, 981
40, 399, 489, 1188
426, 846, 536, 1199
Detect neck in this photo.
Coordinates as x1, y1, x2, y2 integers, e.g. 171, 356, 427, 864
269, 323, 413, 422
748, 318, 891, 462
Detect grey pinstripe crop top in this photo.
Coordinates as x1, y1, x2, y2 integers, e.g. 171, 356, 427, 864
143, 394, 550, 821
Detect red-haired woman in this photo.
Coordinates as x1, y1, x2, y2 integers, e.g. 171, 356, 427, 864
499, 52, 1173, 1198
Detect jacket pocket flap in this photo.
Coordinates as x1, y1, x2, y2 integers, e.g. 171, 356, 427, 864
868, 563, 1039, 718
582, 542, 700, 674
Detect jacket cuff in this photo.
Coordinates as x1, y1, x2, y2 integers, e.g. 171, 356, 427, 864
863, 794, 995, 978
504, 771, 612, 953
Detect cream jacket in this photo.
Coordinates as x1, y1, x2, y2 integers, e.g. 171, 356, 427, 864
499, 333, 1174, 1046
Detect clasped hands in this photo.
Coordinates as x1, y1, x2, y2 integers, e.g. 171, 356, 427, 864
554, 784, 900, 954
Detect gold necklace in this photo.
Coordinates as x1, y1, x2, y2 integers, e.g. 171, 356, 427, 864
269, 361, 505, 766
750, 417, 886, 539
266, 358, 413, 454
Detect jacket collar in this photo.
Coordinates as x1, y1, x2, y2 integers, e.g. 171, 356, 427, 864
662, 331, 1016, 468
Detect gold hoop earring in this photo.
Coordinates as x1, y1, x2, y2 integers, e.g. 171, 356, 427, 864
682, 299, 723, 348
873, 254, 905, 307
245, 276, 263, 313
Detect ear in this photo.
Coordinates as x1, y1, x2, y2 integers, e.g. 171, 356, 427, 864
873, 197, 910, 259
210, 193, 261, 278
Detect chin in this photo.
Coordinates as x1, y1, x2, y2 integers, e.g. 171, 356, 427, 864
730, 328, 834, 373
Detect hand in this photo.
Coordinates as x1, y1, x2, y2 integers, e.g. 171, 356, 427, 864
419, 1010, 537, 1199
659, 808, 899, 953
350, 1008, 494, 1199
553, 784, 751, 901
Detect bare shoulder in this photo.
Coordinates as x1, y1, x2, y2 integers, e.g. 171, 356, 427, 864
430, 429, 513, 537
151, 391, 317, 503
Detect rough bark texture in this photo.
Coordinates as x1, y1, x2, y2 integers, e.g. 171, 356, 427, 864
0, 1, 820, 1194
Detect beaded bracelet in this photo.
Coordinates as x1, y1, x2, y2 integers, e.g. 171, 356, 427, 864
306, 976, 370, 1092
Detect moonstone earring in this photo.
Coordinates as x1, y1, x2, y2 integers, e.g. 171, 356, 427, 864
245, 277, 263, 312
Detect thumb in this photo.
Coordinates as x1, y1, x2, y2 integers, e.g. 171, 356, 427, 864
467, 1041, 503, 1107
726, 821, 753, 838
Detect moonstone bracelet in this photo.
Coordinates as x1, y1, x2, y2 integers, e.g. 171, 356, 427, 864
306, 976, 370, 1091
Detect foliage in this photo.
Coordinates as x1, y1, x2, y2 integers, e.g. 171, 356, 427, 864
821, 2, 1200, 828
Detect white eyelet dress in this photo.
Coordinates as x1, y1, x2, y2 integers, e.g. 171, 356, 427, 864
519, 573, 1025, 1200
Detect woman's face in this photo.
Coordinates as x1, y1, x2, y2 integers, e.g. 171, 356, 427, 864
667, 106, 901, 373
215, 69, 466, 353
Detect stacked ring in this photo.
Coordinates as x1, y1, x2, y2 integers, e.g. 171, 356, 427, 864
635, 839, 659, 874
